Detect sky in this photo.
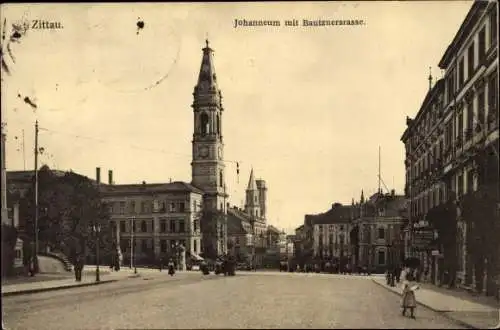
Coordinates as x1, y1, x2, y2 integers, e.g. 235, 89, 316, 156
1, 1, 473, 234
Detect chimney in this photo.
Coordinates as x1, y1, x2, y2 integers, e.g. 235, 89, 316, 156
108, 170, 113, 185
96, 167, 101, 184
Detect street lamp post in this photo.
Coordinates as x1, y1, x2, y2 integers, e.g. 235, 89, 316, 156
130, 216, 137, 274
252, 220, 256, 270
92, 223, 101, 282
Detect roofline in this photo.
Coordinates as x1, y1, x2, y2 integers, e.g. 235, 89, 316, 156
438, 1, 489, 69
400, 79, 445, 142
100, 182, 204, 196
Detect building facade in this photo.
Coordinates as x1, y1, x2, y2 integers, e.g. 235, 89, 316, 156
401, 77, 447, 282
351, 191, 407, 274
402, 0, 499, 293
293, 224, 305, 260
309, 203, 353, 266
100, 180, 205, 267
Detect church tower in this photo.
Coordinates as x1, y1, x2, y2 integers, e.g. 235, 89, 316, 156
255, 179, 267, 221
191, 40, 227, 212
245, 169, 261, 219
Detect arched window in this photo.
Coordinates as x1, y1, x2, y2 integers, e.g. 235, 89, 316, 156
141, 220, 147, 232
219, 170, 223, 187
216, 114, 220, 134
200, 113, 209, 135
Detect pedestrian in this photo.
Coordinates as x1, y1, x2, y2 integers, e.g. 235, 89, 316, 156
395, 266, 401, 283
74, 255, 82, 282
158, 256, 163, 272
114, 253, 120, 271
401, 281, 418, 318
167, 258, 175, 276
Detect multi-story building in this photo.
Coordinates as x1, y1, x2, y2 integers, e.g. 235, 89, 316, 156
401, 77, 446, 281
293, 224, 305, 260
100, 177, 205, 267
309, 203, 353, 266
402, 0, 499, 291
281, 234, 295, 260
350, 190, 407, 274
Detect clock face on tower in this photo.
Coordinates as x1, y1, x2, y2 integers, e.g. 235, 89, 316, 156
199, 146, 209, 159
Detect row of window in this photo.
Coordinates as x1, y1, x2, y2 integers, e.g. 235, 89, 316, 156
318, 227, 388, 243
110, 200, 196, 215
406, 5, 498, 156
120, 238, 192, 254
445, 7, 497, 106
407, 73, 498, 181
411, 185, 446, 217
317, 225, 345, 232
410, 158, 484, 218
118, 218, 198, 234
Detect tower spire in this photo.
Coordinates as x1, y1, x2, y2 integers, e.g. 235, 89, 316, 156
196, 39, 218, 91
247, 167, 257, 191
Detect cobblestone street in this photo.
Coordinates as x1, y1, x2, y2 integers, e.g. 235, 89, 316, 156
2, 272, 466, 329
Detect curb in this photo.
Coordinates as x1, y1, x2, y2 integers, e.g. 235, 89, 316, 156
371, 279, 478, 329
1, 279, 119, 298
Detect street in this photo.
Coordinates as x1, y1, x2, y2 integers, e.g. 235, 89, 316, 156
2, 272, 465, 329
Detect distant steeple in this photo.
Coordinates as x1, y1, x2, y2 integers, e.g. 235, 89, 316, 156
245, 168, 260, 218
360, 190, 365, 204
428, 66, 433, 91
247, 167, 257, 191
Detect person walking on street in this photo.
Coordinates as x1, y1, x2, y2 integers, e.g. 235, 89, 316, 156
74, 255, 83, 282
395, 265, 401, 283
167, 258, 175, 276
158, 256, 163, 272
401, 281, 418, 318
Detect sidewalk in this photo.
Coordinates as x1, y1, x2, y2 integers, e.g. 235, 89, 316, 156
1, 265, 199, 297
1, 267, 145, 297
372, 277, 500, 329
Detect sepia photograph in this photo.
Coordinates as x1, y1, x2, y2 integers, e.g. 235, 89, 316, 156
1, 1, 499, 329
